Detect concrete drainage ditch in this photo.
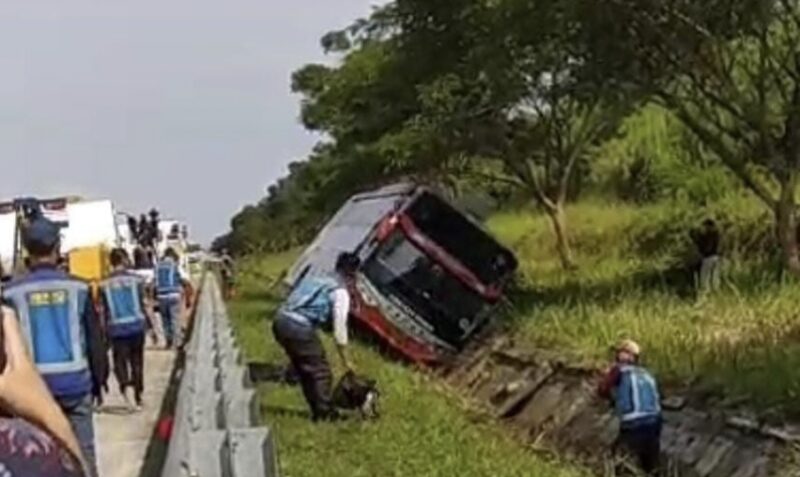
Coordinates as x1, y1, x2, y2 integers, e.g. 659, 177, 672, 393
444, 337, 799, 476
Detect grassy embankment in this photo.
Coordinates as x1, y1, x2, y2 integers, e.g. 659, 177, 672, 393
228, 193, 800, 476
489, 195, 800, 419
228, 251, 588, 477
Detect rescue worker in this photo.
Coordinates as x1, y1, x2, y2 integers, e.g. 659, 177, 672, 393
598, 339, 662, 476
100, 248, 153, 410
272, 252, 359, 422
1, 217, 108, 477
155, 248, 190, 348
0, 305, 87, 476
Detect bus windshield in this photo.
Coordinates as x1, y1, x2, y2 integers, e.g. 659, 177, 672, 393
404, 192, 516, 285
364, 231, 489, 346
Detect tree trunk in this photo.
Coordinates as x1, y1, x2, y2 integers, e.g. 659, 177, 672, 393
774, 187, 800, 276
544, 203, 577, 270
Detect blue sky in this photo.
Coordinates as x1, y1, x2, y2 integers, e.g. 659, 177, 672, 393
0, 0, 382, 242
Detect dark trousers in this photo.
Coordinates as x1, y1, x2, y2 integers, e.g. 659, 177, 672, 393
618, 417, 662, 475
272, 315, 335, 420
111, 334, 145, 401
58, 394, 97, 477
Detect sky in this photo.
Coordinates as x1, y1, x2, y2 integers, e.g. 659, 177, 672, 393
0, 0, 381, 243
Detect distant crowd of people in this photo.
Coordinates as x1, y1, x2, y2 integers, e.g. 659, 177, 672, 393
127, 209, 160, 251
0, 216, 193, 476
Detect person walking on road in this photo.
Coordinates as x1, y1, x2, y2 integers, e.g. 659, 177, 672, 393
154, 248, 190, 349
598, 339, 663, 476
100, 248, 153, 411
272, 252, 359, 422
1, 217, 108, 477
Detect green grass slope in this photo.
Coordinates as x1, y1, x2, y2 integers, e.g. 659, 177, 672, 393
228, 251, 587, 477
488, 198, 800, 418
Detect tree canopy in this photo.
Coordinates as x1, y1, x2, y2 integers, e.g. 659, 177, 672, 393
218, 0, 800, 272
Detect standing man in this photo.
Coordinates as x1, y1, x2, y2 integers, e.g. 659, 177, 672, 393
100, 248, 153, 411
220, 249, 236, 300
2, 217, 108, 477
127, 215, 139, 244
155, 248, 191, 348
598, 339, 662, 476
272, 252, 359, 422
137, 214, 149, 247
690, 218, 722, 292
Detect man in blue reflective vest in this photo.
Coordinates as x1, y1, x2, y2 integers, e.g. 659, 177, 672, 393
272, 252, 359, 422
100, 248, 153, 410
598, 339, 662, 475
2, 218, 108, 477
155, 248, 190, 348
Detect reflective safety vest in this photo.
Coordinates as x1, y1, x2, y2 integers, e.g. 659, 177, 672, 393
2, 269, 91, 397
155, 259, 182, 298
614, 365, 662, 424
281, 276, 341, 326
100, 271, 146, 338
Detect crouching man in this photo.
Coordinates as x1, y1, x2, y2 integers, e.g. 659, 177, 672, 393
598, 339, 663, 475
272, 252, 359, 422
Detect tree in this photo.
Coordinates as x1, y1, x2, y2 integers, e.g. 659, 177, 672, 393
573, 0, 800, 272
379, 0, 631, 269
500, 99, 625, 269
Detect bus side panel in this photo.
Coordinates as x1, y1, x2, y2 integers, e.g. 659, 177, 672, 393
349, 284, 440, 365
286, 187, 411, 286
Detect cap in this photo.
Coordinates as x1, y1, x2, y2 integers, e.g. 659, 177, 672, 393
23, 218, 61, 254
614, 339, 641, 356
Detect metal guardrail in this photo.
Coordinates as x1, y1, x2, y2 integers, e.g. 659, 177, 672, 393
161, 270, 279, 477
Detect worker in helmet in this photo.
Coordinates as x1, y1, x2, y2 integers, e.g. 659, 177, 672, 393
100, 248, 154, 411
598, 339, 662, 475
1, 217, 108, 477
272, 252, 359, 421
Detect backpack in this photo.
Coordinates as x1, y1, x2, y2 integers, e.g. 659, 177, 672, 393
332, 371, 380, 419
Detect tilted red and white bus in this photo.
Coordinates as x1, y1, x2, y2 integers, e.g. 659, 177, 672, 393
285, 183, 518, 365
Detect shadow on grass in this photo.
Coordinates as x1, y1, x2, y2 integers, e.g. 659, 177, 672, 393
673, 317, 800, 420
262, 404, 312, 420
237, 287, 284, 306
508, 263, 698, 316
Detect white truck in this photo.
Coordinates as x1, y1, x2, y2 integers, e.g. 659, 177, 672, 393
0, 197, 120, 280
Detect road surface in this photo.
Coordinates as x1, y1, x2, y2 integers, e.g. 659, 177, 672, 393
96, 346, 176, 477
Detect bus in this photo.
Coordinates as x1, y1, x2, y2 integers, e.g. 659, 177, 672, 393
286, 183, 517, 365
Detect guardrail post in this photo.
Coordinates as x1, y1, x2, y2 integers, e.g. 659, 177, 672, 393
162, 265, 280, 477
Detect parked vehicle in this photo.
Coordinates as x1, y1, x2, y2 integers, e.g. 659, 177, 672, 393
0, 197, 117, 282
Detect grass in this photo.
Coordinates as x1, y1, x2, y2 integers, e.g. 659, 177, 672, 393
489, 199, 800, 419
225, 194, 800, 476
228, 251, 588, 477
